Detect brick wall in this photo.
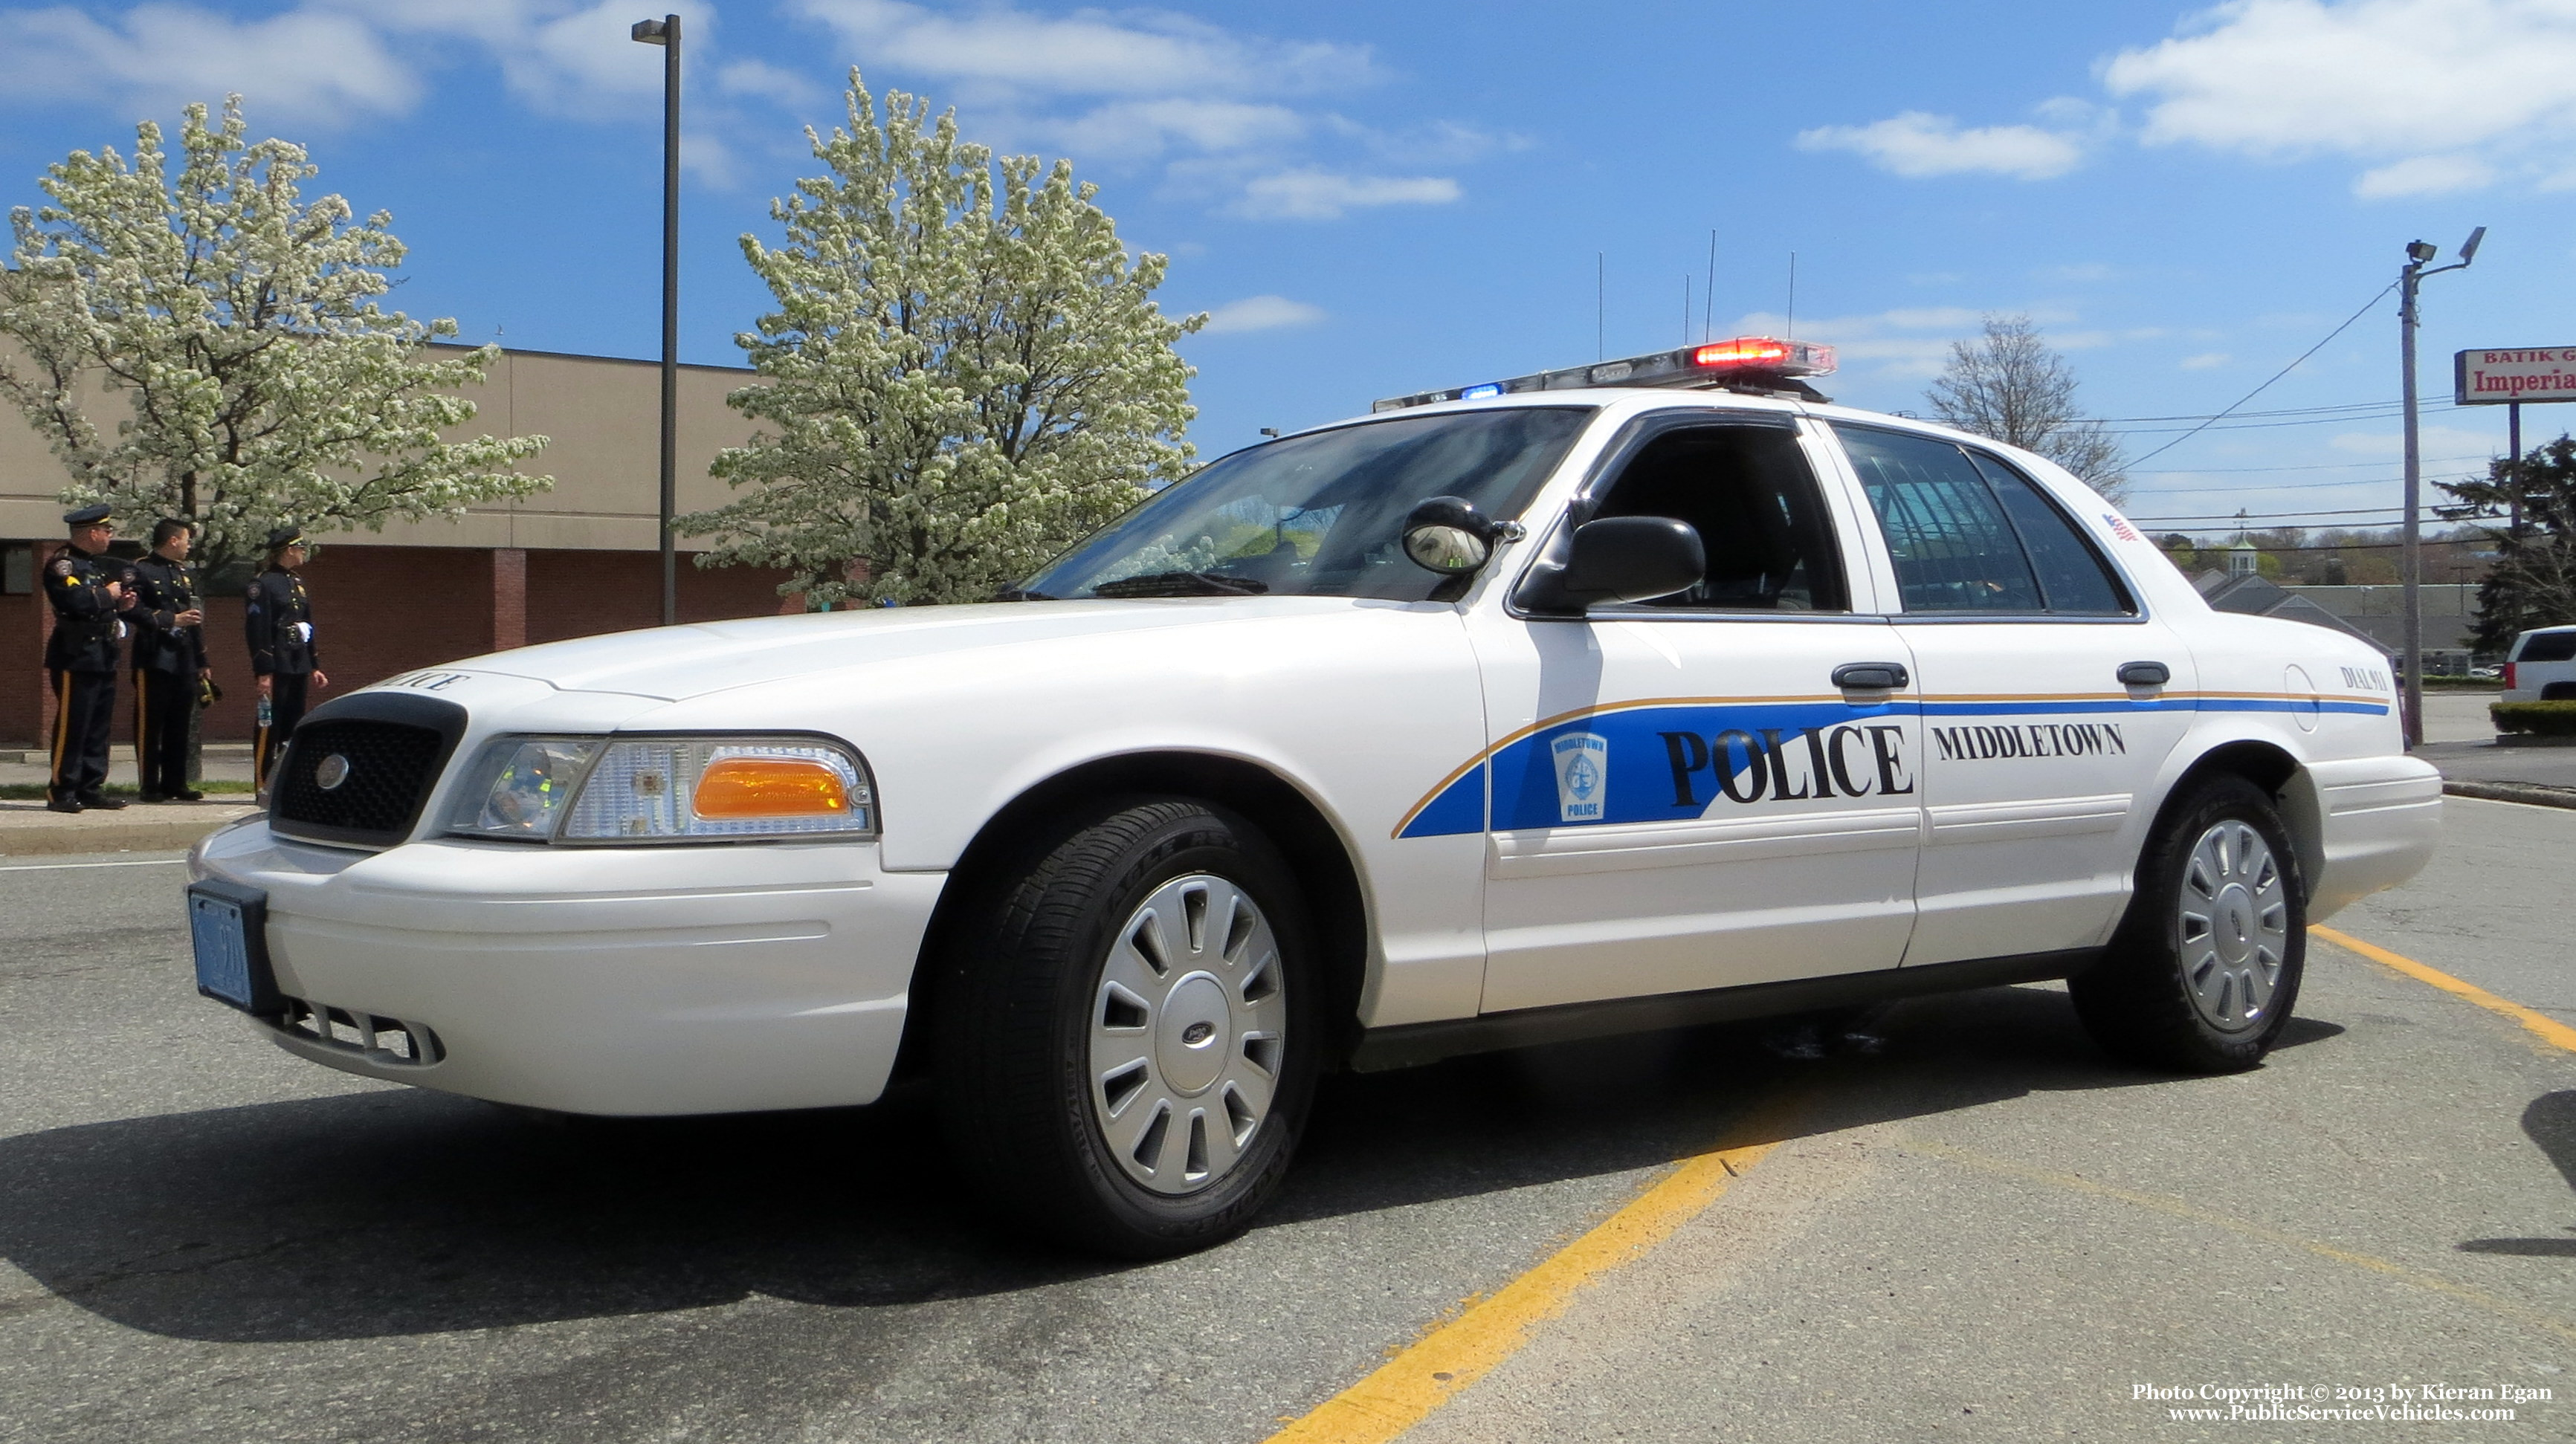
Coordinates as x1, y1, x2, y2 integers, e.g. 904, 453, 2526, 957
7, 544, 799, 748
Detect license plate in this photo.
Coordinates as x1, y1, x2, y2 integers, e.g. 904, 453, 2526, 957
189, 880, 280, 1014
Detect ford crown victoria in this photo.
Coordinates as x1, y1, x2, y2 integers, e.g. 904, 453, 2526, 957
187, 338, 2440, 1255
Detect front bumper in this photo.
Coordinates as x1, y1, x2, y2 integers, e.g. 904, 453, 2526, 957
190, 819, 946, 1116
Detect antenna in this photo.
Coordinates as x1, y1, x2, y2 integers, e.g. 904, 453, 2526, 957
1786, 252, 1797, 342
1702, 230, 1717, 342
1682, 275, 1691, 347
1596, 253, 1605, 361
2459, 225, 2486, 264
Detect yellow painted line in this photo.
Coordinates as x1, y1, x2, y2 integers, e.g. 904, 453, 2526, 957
1265, 1105, 1795, 1444
1903, 1136, 2576, 1344
2311, 925, 2576, 1055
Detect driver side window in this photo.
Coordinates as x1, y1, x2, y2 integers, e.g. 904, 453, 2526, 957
1586, 423, 1850, 612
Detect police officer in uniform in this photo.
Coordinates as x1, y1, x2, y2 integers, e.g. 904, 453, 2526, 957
42, 504, 137, 813
129, 518, 210, 803
246, 527, 327, 789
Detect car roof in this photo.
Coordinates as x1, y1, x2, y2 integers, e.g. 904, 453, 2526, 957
1300, 387, 2048, 470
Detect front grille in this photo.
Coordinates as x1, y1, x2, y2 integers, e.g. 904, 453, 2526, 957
271, 719, 447, 846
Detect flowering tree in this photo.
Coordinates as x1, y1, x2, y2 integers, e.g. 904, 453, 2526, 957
0, 98, 549, 568
685, 74, 1202, 606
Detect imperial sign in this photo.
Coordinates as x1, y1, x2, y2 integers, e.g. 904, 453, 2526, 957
2454, 347, 2576, 406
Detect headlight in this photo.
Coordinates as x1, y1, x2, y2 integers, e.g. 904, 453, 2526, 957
446, 737, 601, 840
445, 735, 877, 844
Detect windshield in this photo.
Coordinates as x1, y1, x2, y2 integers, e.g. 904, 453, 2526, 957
1019, 407, 1593, 602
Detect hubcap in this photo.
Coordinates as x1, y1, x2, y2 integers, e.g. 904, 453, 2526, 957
1088, 874, 1288, 1195
2175, 819, 2290, 1032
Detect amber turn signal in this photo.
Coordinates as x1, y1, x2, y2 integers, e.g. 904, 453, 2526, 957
692, 757, 850, 817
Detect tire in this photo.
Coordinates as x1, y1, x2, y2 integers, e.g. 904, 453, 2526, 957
928, 797, 1321, 1257
2070, 773, 2305, 1073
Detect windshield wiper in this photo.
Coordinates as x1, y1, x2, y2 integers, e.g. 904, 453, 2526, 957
1090, 571, 1271, 598
992, 586, 1058, 601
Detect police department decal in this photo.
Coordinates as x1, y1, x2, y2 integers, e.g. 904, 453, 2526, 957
1550, 732, 1608, 822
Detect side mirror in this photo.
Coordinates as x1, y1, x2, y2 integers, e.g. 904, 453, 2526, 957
1518, 517, 1704, 612
1401, 495, 1520, 575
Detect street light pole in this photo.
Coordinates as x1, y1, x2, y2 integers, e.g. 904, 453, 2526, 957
2396, 226, 2483, 746
632, 14, 680, 627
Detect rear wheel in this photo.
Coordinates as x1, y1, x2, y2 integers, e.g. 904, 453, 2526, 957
2071, 774, 2305, 1072
929, 798, 1320, 1257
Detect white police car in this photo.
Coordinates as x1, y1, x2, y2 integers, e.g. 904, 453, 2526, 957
188, 337, 2440, 1255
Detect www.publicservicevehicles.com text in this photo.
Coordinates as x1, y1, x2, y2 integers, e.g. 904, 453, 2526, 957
2135, 1382, 2549, 1424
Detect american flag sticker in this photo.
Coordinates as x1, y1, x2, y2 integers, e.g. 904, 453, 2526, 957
2104, 513, 2142, 543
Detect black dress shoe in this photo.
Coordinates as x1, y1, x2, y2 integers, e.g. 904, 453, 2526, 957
137, 792, 167, 804
171, 789, 205, 802
77, 793, 129, 810
45, 795, 83, 815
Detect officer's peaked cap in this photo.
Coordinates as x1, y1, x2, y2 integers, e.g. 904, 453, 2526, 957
266, 525, 306, 551
62, 503, 112, 526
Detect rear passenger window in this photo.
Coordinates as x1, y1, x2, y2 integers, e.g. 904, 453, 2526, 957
1836, 424, 2133, 616
2520, 631, 2576, 662
1964, 450, 2132, 615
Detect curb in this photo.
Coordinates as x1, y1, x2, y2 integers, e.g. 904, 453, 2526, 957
0, 805, 261, 858
2444, 780, 2576, 811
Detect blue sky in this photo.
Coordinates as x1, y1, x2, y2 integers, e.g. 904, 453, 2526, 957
3, 0, 2571, 538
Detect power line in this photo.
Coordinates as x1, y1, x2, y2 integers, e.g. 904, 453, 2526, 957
2097, 401, 2401, 424
2132, 453, 2491, 475
2123, 280, 2401, 467
2131, 506, 2412, 523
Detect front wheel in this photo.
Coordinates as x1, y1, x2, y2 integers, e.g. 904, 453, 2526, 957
929, 798, 1320, 1257
2071, 774, 2305, 1072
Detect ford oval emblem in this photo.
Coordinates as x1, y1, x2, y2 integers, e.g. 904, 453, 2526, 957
314, 753, 352, 791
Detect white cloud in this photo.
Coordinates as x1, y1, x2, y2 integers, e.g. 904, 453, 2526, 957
1199, 295, 1327, 334
1234, 169, 1459, 220
0, 0, 726, 125
789, 0, 1374, 98
2353, 152, 2496, 198
1043, 99, 1307, 162
717, 58, 830, 111
2104, 0, 2576, 193
786, 0, 1470, 222
0, 3, 420, 125
2180, 352, 2233, 369
1796, 111, 2085, 180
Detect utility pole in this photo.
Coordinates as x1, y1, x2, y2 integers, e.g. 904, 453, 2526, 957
2397, 226, 2483, 745
632, 13, 681, 627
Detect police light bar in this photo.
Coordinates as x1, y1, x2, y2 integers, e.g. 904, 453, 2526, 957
1373, 337, 1837, 412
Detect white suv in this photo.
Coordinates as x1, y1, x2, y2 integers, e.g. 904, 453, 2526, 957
188, 338, 2440, 1256
2502, 625, 2576, 701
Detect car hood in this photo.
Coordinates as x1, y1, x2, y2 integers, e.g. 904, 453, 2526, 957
439, 597, 1374, 702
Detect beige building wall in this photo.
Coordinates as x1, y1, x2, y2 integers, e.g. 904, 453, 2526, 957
0, 341, 762, 550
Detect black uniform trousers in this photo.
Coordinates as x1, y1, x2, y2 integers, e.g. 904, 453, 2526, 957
48, 668, 117, 802
133, 669, 195, 797
255, 673, 311, 789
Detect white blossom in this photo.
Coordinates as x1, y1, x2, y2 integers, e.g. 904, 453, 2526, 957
0, 97, 549, 566
685, 74, 1203, 606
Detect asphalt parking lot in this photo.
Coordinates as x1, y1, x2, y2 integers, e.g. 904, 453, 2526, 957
3, 797, 2572, 1443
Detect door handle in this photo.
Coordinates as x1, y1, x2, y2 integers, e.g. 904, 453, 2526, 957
1832, 661, 1910, 690
2117, 660, 2171, 687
